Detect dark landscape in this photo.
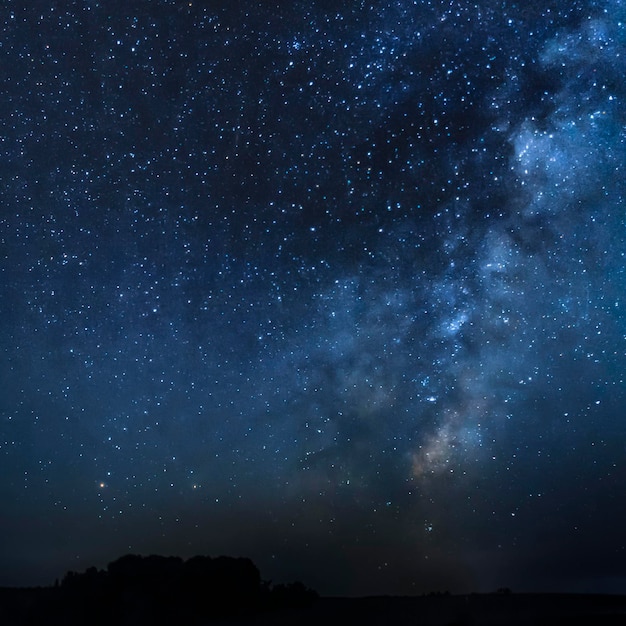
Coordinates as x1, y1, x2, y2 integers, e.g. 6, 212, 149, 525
1, 555, 626, 626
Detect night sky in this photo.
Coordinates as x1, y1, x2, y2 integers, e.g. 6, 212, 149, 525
2, 0, 626, 597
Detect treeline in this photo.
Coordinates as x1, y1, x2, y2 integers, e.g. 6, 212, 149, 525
34, 554, 317, 625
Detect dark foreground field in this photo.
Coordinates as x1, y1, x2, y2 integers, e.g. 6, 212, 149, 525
2, 589, 626, 625
274, 594, 626, 626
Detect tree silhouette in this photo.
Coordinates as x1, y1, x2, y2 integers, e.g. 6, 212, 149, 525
47, 553, 317, 625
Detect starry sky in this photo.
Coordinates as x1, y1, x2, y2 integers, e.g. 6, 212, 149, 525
2, 0, 626, 596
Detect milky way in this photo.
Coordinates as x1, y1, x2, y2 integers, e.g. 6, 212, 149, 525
2, 0, 626, 595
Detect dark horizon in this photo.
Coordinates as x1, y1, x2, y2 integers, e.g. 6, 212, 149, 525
3, 551, 626, 600
2, 0, 626, 599
3, 557, 626, 626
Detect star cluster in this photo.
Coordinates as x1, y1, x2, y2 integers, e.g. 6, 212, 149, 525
2, 0, 626, 595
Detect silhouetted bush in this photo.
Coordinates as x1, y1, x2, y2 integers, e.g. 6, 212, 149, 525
177, 555, 262, 618
269, 580, 319, 608
46, 553, 316, 624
